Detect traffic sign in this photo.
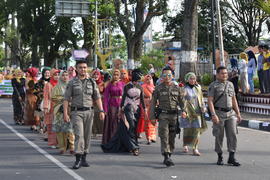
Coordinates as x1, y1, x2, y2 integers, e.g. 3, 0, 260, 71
55, 0, 90, 17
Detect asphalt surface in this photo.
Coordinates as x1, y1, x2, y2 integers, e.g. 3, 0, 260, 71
0, 98, 270, 180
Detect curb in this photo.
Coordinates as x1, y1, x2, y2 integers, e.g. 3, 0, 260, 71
238, 119, 270, 132
205, 115, 270, 132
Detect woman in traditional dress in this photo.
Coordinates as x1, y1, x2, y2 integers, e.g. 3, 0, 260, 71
182, 72, 207, 156
24, 67, 39, 129
11, 69, 26, 125
247, 51, 257, 93
238, 52, 249, 94
51, 71, 74, 154
101, 69, 145, 156
141, 74, 157, 145
92, 69, 105, 136
102, 69, 125, 144
34, 67, 51, 133
43, 69, 60, 148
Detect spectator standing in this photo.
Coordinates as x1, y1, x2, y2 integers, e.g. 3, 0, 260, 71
247, 51, 257, 93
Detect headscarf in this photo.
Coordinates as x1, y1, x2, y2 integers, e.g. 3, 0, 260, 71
184, 72, 196, 82
27, 67, 39, 82
230, 58, 238, 69
57, 70, 69, 94
120, 69, 130, 84
92, 69, 103, 85
49, 69, 60, 87
239, 52, 248, 62
142, 74, 155, 97
41, 67, 51, 82
111, 69, 121, 83
68, 66, 76, 79
14, 69, 23, 83
131, 69, 143, 82
184, 72, 197, 88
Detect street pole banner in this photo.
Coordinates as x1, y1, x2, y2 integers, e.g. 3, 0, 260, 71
0, 80, 13, 96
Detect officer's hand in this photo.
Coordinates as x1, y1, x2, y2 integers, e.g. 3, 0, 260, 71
236, 114, 242, 123
64, 114, 70, 123
181, 112, 187, 119
99, 112, 105, 121
212, 115, 220, 124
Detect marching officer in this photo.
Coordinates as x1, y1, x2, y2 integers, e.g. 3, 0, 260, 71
208, 66, 242, 166
63, 60, 105, 169
150, 67, 186, 167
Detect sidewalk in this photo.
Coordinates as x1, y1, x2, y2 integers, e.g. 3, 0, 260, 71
239, 112, 270, 132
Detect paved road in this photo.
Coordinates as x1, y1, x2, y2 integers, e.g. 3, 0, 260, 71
0, 98, 270, 180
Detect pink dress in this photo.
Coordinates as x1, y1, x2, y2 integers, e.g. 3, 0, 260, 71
102, 81, 125, 144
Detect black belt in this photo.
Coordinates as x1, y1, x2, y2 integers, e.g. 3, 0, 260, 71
71, 107, 91, 111
214, 107, 232, 112
161, 109, 177, 114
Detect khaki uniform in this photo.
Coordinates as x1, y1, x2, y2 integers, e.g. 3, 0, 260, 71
208, 80, 237, 153
64, 77, 101, 154
150, 83, 184, 154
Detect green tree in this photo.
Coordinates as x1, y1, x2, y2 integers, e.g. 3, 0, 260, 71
114, 0, 167, 69
223, 0, 267, 46
140, 49, 165, 75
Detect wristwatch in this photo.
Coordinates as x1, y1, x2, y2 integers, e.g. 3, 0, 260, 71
211, 113, 216, 116
99, 110, 105, 113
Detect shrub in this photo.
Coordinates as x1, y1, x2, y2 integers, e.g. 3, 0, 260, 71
201, 73, 213, 86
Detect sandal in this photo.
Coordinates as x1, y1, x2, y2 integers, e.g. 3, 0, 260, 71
183, 146, 189, 153
193, 149, 201, 156
132, 149, 139, 156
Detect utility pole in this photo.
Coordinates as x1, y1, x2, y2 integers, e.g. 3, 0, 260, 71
215, 0, 225, 66
210, 0, 216, 77
94, 0, 98, 68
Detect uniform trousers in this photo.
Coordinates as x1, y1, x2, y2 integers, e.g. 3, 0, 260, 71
212, 117, 237, 153
71, 109, 94, 154
158, 113, 177, 154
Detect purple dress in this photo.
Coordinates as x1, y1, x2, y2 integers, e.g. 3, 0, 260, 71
102, 81, 125, 144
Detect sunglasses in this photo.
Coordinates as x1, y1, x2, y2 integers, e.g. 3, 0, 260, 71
162, 74, 172, 78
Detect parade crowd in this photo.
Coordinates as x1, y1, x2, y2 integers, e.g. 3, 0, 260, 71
0, 54, 249, 169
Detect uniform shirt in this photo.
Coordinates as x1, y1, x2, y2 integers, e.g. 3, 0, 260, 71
64, 77, 101, 108
150, 82, 184, 120
208, 80, 236, 118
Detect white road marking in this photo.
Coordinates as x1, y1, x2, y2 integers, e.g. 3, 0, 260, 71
0, 119, 84, 180
238, 126, 270, 135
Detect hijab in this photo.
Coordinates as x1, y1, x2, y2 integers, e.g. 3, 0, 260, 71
92, 69, 103, 85
184, 72, 197, 89
120, 69, 130, 84
142, 74, 155, 97
14, 69, 23, 83
49, 69, 60, 87
41, 67, 51, 82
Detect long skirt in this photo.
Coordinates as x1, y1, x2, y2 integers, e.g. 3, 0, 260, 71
101, 120, 139, 153
56, 132, 75, 152
44, 111, 57, 146
92, 105, 104, 135
183, 128, 200, 149
102, 106, 120, 144
240, 72, 249, 93
12, 95, 25, 124
24, 92, 37, 126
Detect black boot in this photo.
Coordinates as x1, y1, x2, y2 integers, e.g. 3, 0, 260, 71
228, 152, 241, 166
72, 154, 82, 169
217, 153, 224, 165
81, 153, 90, 167
163, 153, 174, 167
